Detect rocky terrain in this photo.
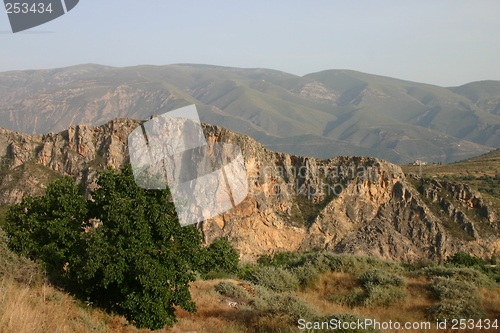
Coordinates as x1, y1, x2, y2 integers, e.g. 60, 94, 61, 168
0, 118, 499, 262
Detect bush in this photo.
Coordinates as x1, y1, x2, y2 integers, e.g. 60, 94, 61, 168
287, 252, 402, 275
402, 259, 437, 271
248, 266, 299, 292
257, 251, 303, 267
446, 251, 484, 267
326, 269, 407, 307
202, 237, 240, 274
360, 285, 406, 307
237, 262, 257, 280
290, 263, 320, 290
353, 269, 407, 307
266, 293, 318, 323
214, 281, 250, 300
257, 254, 273, 266
420, 266, 494, 288
429, 277, 481, 303
202, 271, 236, 280
250, 286, 317, 323
480, 265, 500, 284
428, 301, 486, 321
427, 274, 486, 320
358, 269, 406, 288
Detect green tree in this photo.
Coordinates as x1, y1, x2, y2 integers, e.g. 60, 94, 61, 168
446, 251, 484, 267
4, 176, 87, 277
5, 165, 207, 330
71, 165, 202, 329
203, 237, 240, 274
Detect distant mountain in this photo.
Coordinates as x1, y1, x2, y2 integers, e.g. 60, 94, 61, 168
0, 64, 499, 164
449, 80, 500, 116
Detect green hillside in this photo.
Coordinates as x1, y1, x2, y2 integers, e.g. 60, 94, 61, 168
450, 80, 500, 115
401, 148, 500, 207
1, 64, 500, 164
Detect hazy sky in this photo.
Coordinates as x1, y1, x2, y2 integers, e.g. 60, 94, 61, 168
1, 0, 499, 87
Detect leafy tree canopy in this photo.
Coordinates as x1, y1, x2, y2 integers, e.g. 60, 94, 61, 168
446, 251, 484, 267
4, 165, 220, 330
203, 237, 240, 274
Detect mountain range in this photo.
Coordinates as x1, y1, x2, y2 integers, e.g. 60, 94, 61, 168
1, 64, 500, 164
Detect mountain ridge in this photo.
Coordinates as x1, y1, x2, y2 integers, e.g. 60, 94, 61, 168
1, 64, 499, 164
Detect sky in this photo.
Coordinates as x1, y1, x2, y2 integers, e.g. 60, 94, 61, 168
1, 0, 499, 87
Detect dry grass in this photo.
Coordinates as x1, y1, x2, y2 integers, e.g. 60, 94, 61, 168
295, 272, 432, 333
0, 274, 254, 333
167, 279, 252, 333
0, 277, 112, 333
482, 288, 500, 320
1, 273, 498, 333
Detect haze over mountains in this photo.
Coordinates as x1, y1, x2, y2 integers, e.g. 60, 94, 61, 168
1, 64, 499, 164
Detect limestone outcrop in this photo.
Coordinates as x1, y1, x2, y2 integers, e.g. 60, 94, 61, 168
1, 119, 499, 262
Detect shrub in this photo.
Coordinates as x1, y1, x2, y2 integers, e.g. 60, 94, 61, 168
420, 266, 494, 288
427, 275, 486, 320
237, 262, 257, 280
429, 277, 481, 303
250, 287, 317, 323
268, 293, 318, 323
352, 269, 407, 307
360, 285, 406, 307
252, 284, 275, 301
358, 269, 406, 288
203, 271, 236, 280
402, 259, 437, 271
214, 281, 250, 300
248, 266, 299, 292
257, 254, 273, 266
290, 263, 320, 289
202, 237, 240, 274
446, 251, 484, 267
257, 251, 303, 267
428, 301, 486, 321
287, 252, 402, 275
480, 264, 500, 284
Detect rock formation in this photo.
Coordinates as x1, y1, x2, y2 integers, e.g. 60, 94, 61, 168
0, 119, 499, 262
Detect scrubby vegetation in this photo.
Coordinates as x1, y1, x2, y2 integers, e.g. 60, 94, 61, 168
206, 250, 499, 332
401, 149, 500, 199
1, 230, 500, 332
354, 269, 407, 307
248, 266, 300, 292
427, 276, 485, 320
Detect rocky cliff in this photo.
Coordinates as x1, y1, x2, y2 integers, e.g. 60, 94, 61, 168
0, 119, 499, 262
